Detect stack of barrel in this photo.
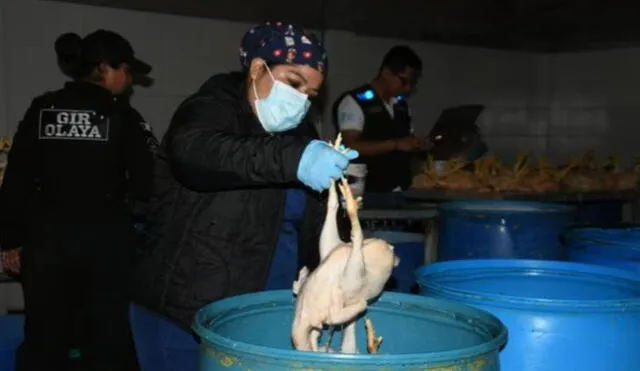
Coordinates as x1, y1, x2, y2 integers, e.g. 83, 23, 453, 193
190, 199, 640, 371
415, 200, 640, 370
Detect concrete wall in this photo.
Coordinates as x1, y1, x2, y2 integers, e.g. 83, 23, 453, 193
1, 0, 639, 165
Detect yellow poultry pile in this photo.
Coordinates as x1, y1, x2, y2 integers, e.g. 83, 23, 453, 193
412, 151, 639, 194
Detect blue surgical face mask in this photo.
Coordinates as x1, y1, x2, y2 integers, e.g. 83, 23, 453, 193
253, 64, 311, 133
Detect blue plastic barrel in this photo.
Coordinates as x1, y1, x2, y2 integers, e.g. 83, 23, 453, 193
193, 290, 506, 370
0, 314, 23, 371
416, 259, 640, 371
129, 304, 199, 371
366, 230, 425, 293
437, 201, 576, 260
572, 201, 624, 225
564, 225, 640, 272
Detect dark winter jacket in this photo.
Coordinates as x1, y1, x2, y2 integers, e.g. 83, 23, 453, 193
0, 81, 153, 251
131, 72, 325, 329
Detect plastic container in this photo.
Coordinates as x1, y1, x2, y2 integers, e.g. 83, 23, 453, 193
437, 201, 576, 260
417, 259, 640, 371
0, 314, 24, 371
193, 290, 506, 370
366, 230, 425, 293
129, 304, 199, 371
564, 225, 640, 272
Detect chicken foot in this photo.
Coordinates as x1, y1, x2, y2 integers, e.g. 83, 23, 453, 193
364, 318, 383, 354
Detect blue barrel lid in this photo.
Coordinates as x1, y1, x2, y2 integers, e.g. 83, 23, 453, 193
439, 200, 576, 214
192, 290, 506, 366
416, 259, 640, 312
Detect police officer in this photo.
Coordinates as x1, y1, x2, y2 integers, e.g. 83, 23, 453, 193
0, 30, 153, 371
333, 46, 431, 192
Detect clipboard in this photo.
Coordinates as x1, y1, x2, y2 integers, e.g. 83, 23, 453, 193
427, 104, 485, 160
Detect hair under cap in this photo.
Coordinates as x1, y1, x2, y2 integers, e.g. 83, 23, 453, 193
239, 21, 327, 74
54, 29, 152, 78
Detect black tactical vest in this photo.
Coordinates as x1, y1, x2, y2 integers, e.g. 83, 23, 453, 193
333, 85, 413, 192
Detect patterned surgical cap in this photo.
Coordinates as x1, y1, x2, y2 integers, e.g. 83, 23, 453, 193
239, 21, 327, 74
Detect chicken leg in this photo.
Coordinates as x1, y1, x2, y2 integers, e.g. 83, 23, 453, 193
320, 180, 342, 261
336, 177, 367, 354
319, 136, 346, 260
341, 321, 358, 354
295, 136, 345, 295
338, 178, 365, 294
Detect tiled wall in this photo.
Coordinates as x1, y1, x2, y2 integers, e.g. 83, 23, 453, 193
2, 0, 639, 166
547, 49, 640, 165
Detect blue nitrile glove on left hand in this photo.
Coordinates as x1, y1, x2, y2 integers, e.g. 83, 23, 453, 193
297, 140, 359, 192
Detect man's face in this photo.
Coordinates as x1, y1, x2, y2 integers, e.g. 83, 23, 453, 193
386, 67, 420, 97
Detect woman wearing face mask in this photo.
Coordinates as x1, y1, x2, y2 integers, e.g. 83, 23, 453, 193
129, 22, 356, 366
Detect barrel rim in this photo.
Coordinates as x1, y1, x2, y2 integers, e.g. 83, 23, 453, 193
566, 225, 640, 251
192, 290, 507, 365
438, 200, 576, 213
569, 239, 640, 254
416, 259, 640, 311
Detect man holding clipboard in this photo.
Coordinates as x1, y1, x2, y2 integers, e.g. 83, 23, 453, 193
333, 46, 431, 193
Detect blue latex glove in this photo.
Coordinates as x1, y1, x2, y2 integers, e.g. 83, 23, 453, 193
297, 140, 359, 192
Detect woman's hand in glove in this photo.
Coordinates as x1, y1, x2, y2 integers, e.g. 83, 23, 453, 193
297, 140, 359, 192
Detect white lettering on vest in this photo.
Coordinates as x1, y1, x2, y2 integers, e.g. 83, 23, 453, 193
38, 109, 109, 141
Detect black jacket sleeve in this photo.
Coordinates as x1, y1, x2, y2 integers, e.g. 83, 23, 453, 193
0, 99, 41, 250
165, 96, 312, 192
123, 111, 154, 204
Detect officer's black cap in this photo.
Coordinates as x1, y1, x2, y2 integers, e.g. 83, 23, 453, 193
83, 30, 152, 75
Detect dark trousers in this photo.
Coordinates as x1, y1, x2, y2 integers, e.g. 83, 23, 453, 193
16, 223, 134, 371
